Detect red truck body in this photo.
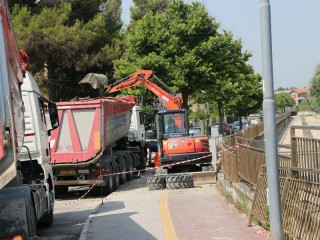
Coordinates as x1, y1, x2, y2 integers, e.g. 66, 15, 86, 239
48, 96, 147, 196
50, 96, 135, 165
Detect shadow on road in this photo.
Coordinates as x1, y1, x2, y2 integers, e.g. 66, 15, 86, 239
85, 201, 158, 240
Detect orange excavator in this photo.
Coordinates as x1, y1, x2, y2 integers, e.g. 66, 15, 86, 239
105, 70, 212, 172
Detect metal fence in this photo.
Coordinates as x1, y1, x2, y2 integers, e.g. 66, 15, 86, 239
291, 126, 320, 169
221, 111, 292, 186
221, 113, 320, 239
249, 167, 320, 240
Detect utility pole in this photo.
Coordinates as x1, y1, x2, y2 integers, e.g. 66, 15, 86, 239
260, 0, 283, 239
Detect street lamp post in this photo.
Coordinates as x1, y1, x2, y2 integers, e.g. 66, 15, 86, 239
260, 0, 283, 239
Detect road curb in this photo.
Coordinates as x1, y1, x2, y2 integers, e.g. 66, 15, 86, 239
79, 202, 103, 240
216, 172, 254, 210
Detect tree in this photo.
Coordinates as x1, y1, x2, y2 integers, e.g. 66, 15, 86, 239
12, 1, 123, 101
114, 0, 220, 109
115, 0, 261, 134
193, 32, 262, 131
130, 0, 171, 21
309, 64, 320, 113
274, 92, 294, 112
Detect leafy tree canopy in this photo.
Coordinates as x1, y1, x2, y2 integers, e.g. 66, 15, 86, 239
309, 64, 320, 113
114, 0, 220, 108
114, 0, 261, 133
275, 92, 295, 110
130, 0, 171, 21
12, 0, 123, 101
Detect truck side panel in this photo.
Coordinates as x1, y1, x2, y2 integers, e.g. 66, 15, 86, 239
50, 98, 134, 165
0, 0, 24, 189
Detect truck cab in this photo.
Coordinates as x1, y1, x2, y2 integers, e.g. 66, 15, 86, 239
156, 109, 212, 170
19, 72, 58, 223
127, 105, 146, 142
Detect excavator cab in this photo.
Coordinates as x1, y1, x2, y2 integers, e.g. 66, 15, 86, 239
156, 109, 189, 140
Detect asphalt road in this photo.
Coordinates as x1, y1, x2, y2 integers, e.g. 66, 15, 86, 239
37, 171, 152, 240
37, 187, 107, 240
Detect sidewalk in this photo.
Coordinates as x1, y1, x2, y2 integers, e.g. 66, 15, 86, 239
278, 114, 320, 146
80, 171, 268, 240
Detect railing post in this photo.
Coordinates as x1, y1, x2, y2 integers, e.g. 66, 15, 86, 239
290, 127, 299, 179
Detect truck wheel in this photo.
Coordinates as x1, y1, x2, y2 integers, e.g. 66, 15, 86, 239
28, 197, 37, 237
92, 178, 108, 196
21, 187, 37, 237
126, 154, 134, 181
38, 207, 53, 227
147, 175, 166, 191
140, 150, 147, 170
54, 186, 68, 197
119, 156, 127, 184
112, 161, 120, 190
106, 163, 114, 194
38, 193, 54, 227
166, 174, 194, 189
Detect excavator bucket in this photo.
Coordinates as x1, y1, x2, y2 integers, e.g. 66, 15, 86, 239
79, 73, 109, 90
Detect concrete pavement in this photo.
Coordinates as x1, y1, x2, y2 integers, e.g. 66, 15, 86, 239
278, 113, 320, 146
80, 170, 268, 240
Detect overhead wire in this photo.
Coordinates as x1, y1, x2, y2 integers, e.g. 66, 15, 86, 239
46, 79, 99, 96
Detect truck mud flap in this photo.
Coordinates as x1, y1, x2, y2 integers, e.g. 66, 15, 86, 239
147, 175, 166, 191
166, 174, 194, 189
0, 186, 37, 239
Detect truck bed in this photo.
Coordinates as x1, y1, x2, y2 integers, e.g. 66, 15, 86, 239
49, 96, 136, 165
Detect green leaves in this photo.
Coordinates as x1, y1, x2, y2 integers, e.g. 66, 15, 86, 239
309, 64, 320, 112
12, 1, 124, 101
115, 0, 221, 109
275, 92, 295, 110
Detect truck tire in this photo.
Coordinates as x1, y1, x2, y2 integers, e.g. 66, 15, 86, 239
131, 152, 139, 168
139, 149, 147, 170
112, 161, 120, 190
147, 175, 166, 191
27, 193, 37, 238
126, 154, 134, 181
0, 186, 37, 238
54, 186, 68, 197
119, 156, 127, 184
92, 177, 108, 196
38, 207, 53, 228
166, 174, 194, 189
106, 163, 114, 194
38, 192, 54, 227
133, 152, 141, 169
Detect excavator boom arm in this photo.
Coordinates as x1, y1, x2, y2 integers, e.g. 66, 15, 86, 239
105, 70, 183, 110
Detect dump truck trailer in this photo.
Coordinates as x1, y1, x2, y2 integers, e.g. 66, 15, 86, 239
49, 97, 147, 196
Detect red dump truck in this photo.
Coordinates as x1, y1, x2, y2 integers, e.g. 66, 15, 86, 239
49, 96, 147, 196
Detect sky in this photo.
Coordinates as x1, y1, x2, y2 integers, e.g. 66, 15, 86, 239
121, 0, 320, 89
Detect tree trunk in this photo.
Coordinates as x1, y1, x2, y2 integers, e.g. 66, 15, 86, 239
182, 92, 189, 110
47, 66, 57, 101
238, 113, 243, 130
218, 101, 224, 134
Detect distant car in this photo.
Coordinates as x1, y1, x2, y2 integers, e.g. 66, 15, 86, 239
232, 121, 250, 132
189, 127, 202, 136
248, 114, 261, 125
211, 122, 234, 135
224, 123, 235, 135
146, 129, 157, 139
